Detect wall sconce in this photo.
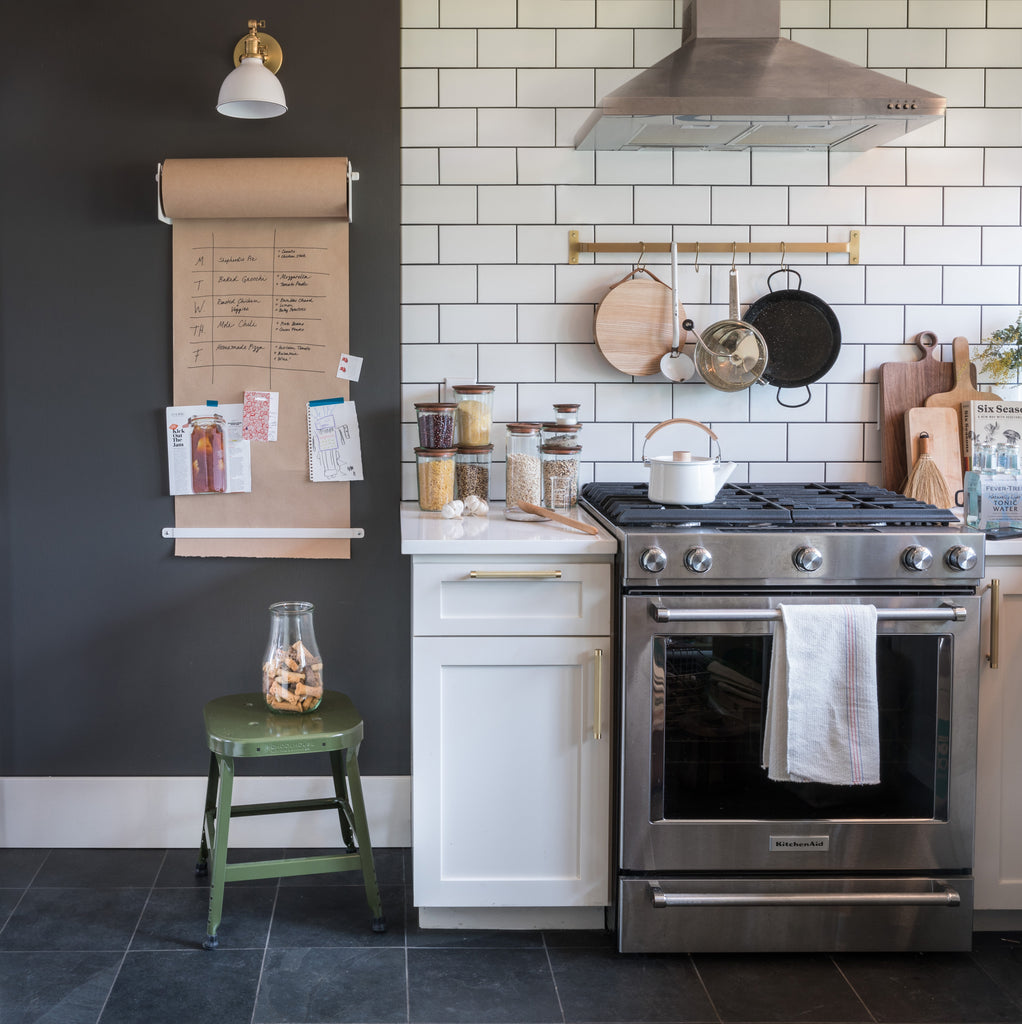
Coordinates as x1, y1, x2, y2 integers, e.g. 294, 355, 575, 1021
217, 19, 287, 119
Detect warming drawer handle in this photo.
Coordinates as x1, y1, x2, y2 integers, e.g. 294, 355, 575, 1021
651, 606, 966, 623
468, 570, 562, 580
648, 883, 961, 908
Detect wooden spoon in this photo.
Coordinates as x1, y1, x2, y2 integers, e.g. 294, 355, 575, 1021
517, 502, 599, 535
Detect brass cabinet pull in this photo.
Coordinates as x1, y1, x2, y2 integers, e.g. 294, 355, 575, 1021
594, 648, 603, 740
468, 570, 562, 580
985, 578, 1001, 669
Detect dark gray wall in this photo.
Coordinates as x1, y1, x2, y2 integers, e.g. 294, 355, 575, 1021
0, 1, 405, 776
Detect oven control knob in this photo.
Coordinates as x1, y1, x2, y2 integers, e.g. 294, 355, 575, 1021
946, 545, 978, 571
640, 547, 668, 573
792, 546, 823, 572
684, 547, 713, 573
902, 545, 934, 572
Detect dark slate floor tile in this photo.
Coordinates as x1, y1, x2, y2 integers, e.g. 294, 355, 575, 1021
408, 947, 562, 1024
269, 882, 404, 948
156, 847, 286, 887
543, 927, 617, 949
279, 845, 407, 886
0, 849, 48, 887
254, 946, 408, 1023
0, 887, 149, 952
33, 848, 166, 888
970, 932, 1022, 1010
0, 891, 23, 932
836, 951, 1022, 1023
694, 952, 870, 1022
0, 950, 122, 1024
98, 949, 262, 1024
131, 885, 276, 951
550, 947, 717, 1023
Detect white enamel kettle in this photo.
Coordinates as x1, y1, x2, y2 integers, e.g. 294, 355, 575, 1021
642, 418, 737, 505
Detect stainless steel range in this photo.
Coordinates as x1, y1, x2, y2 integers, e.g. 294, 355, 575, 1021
579, 481, 986, 954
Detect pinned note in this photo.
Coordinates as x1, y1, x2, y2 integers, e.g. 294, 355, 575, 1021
336, 353, 363, 382
307, 399, 363, 482
242, 390, 279, 441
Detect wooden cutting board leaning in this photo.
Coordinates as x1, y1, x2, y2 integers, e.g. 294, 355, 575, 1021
905, 407, 963, 504
878, 332, 978, 491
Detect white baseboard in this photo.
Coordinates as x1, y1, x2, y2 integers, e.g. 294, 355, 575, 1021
0, 776, 411, 849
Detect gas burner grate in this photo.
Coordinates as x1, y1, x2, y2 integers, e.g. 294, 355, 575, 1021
580, 481, 958, 529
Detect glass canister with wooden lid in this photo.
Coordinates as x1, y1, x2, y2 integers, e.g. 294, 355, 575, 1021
541, 443, 581, 509
504, 422, 542, 518
452, 385, 494, 446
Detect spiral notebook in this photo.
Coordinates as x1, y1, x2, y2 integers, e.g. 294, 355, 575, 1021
307, 398, 363, 482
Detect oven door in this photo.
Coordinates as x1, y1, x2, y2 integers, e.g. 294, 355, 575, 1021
620, 591, 981, 876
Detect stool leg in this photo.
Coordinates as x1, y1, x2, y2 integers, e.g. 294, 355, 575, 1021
329, 749, 357, 852
195, 751, 218, 877
203, 753, 235, 950
337, 745, 386, 933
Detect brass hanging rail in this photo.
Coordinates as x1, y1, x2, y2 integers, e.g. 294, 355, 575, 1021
567, 230, 860, 265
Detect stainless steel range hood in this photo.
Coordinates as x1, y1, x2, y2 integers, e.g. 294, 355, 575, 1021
575, 0, 945, 152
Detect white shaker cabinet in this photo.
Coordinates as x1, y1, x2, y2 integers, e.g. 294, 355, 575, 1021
974, 554, 1022, 920
401, 506, 616, 928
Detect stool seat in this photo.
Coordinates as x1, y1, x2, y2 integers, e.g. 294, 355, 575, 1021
196, 690, 385, 949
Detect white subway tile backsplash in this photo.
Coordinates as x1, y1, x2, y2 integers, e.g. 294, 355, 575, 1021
945, 108, 1022, 148
440, 69, 517, 107
556, 29, 634, 68
439, 225, 517, 264
790, 187, 866, 225
909, 1, 985, 27
441, 303, 517, 343
478, 108, 557, 147
867, 28, 947, 67
441, 0, 515, 27
905, 147, 983, 186
519, 0, 596, 28
402, 184, 477, 223
557, 184, 635, 223
517, 68, 595, 107
478, 29, 556, 67
518, 147, 595, 185
905, 225, 982, 265
865, 265, 942, 304
400, 0, 1022, 489
597, 0, 673, 28
942, 265, 1020, 305
478, 185, 556, 223
832, 1, 907, 28
866, 186, 943, 224
402, 29, 477, 67
439, 147, 517, 184
944, 186, 1022, 226
948, 29, 1022, 67
403, 264, 478, 304
478, 264, 555, 302
403, 107, 477, 148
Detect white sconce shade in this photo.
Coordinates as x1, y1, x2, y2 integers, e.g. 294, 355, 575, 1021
217, 20, 288, 119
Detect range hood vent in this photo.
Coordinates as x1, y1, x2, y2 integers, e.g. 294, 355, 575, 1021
575, 0, 945, 152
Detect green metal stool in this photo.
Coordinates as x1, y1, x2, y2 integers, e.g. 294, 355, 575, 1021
195, 691, 385, 949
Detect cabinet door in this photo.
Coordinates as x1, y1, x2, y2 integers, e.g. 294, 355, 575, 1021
412, 636, 610, 908
975, 562, 1022, 909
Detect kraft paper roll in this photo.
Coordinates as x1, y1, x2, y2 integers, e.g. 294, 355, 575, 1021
160, 157, 349, 220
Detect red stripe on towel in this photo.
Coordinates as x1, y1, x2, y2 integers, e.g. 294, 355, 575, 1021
844, 609, 862, 784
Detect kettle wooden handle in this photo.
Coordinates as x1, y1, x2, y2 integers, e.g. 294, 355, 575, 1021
644, 418, 718, 442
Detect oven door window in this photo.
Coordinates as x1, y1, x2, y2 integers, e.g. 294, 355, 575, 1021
652, 633, 951, 821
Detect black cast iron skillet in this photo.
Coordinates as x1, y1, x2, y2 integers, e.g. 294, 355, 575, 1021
743, 269, 842, 408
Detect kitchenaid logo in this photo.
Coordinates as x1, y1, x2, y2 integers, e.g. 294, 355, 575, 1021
769, 836, 830, 852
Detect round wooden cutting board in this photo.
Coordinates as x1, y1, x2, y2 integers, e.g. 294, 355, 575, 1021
594, 271, 685, 376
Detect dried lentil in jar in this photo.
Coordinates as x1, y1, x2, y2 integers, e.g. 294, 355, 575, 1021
415, 447, 456, 511
540, 422, 583, 448
541, 444, 581, 508
452, 385, 494, 446
414, 403, 456, 448
455, 444, 492, 501
504, 423, 542, 516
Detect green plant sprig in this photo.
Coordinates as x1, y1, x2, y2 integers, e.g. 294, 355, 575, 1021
978, 310, 1022, 385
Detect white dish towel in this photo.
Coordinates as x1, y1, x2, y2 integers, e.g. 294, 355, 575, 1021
762, 604, 880, 786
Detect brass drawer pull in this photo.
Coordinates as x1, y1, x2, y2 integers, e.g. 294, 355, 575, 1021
468, 570, 562, 580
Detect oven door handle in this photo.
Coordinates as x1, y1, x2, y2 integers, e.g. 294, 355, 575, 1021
648, 883, 961, 908
651, 605, 967, 623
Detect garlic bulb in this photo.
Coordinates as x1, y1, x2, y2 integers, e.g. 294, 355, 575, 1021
470, 498, 489, 516
440, 499, 465, 519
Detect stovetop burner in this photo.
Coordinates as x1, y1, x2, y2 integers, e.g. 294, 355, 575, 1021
580, 482, 959, 530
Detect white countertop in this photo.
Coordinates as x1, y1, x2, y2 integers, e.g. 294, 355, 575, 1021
401, 502, 618, 556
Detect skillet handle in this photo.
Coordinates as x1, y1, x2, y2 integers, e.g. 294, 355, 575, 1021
775, 385, 812, 409
767, 268, 802, 292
